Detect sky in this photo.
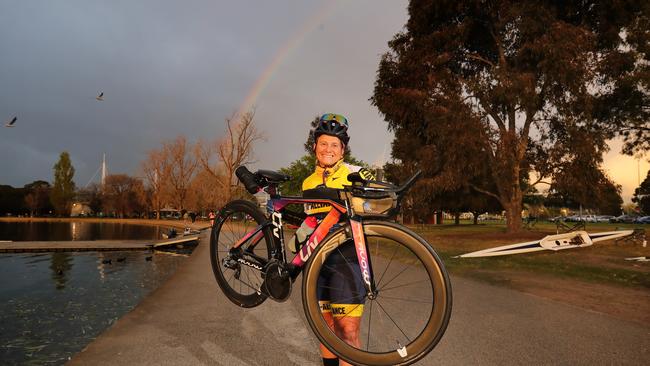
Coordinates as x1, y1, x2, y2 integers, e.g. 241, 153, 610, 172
0, 0, 647, 203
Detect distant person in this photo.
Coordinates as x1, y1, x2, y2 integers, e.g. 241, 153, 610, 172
189, 212, 197, 223
209, 210, 216, 227
167, 228, 177, 239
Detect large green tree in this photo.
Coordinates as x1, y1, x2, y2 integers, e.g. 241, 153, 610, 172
373, 0, 648, 232
50, 152, 76, 216
591, 3, 649, 157
386, 162, 502, 225
280, 155, 317, 196
550, 157, 623, 215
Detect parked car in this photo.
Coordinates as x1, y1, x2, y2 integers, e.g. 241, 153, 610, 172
478, 214, 504, 221
634, 216, 650, 224
595, 215, 615, 223
610, 214, 638, 223
565, 215, 594, 222
564, 215, 580, 222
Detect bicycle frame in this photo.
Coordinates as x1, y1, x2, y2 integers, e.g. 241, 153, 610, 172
227, 195, 378, 295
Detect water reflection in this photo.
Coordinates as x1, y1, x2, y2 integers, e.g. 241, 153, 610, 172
71, 222, 78, 241
0, 222, 166, 241
50, 253, 73, 290
0, 250, 190, 365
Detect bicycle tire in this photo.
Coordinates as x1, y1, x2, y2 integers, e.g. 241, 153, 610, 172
302, 221, 452, 365
210, 199, 277, 308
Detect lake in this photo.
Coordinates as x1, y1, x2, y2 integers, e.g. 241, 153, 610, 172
0, 221, 192, 365
0, 221, 167, 241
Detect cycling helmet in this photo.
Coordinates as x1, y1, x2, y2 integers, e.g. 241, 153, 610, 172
313, 113, 350, 145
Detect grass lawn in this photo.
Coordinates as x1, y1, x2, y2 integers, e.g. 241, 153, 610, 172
407, 221, 649, 289
406, 221, 650, 325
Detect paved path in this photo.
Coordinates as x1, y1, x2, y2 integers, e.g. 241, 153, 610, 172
69, 231, 649, 365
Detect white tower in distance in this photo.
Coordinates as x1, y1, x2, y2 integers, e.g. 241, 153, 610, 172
101, 153, 108, 187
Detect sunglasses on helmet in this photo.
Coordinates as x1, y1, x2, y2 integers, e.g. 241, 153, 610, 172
319, 113, 349, 129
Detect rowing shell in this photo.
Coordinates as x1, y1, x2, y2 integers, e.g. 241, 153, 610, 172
457, 230, 634, 258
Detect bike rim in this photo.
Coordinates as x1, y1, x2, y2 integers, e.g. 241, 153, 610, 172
214, 209, 268, 298
303, 223, 451, 365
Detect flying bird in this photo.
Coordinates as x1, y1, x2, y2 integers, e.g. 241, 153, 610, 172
5, 116, 17, 127
96, 92, 104, 101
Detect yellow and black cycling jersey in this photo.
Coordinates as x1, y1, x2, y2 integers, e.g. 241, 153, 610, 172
302, 159, 375, 215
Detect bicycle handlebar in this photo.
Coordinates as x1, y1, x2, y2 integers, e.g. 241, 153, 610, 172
345, 170, 421, 197
235, 166, 261, 194
396, 170, 421, 194
236, 166, 292, 194
235, 165, 421, 199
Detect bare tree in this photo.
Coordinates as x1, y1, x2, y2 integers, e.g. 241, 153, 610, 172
186, 169, 226, 214
163, 135, 198, 211
141, 148, 169, 219
195, 110, 265, 203
102, 174, 146, 217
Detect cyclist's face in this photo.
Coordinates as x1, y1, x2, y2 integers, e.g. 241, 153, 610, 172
314, 135, 344, 168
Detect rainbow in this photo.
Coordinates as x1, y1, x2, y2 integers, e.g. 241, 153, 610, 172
236, 1, 338, 116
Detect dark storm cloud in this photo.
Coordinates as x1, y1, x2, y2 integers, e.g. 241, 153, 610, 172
0, 0, 322, 186
3, 0, 639, 202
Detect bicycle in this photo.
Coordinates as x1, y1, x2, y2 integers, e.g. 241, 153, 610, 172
210, 166, 452, 366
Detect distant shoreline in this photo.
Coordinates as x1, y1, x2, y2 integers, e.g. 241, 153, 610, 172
0, 217, 212, 231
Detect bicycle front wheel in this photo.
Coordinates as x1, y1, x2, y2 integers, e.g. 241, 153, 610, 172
302, 221, 452, 366
210, 199, 276, 308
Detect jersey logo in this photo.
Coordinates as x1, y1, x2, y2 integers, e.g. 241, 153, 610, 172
359, 168, 374, 180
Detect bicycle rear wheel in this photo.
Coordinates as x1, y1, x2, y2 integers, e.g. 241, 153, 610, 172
210, 199, 276, 308
302, 221, 452, 366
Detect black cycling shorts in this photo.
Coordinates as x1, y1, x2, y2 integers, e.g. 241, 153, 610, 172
317, 240, 366, 318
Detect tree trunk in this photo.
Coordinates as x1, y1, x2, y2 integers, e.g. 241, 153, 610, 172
472, 211, 479, 225
454, 211, 460, 225
493, 133, 526, 233
503, 200, 523, 232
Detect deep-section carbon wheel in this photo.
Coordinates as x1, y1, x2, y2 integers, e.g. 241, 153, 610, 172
210, 200, 276, 308
302, 221, 452, 365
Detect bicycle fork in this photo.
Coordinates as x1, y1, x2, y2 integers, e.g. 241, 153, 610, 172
349, 218, 377, 298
